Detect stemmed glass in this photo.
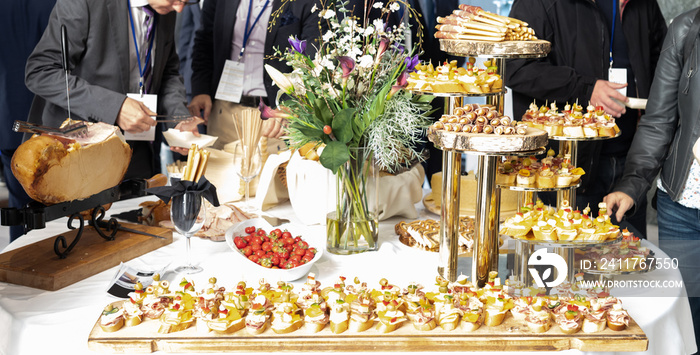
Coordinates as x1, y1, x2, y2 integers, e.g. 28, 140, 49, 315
232, 143, 263, 212
170, 191, 206, 274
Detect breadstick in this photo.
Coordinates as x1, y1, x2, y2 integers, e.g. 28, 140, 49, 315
188, 148, 201, 181
182, 144, 197, 181
194, 150, 210, 182
435, 31, 506, 41
436, 24, 507, 38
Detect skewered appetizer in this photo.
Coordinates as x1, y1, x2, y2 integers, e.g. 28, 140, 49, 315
245, 295, 272, 334
158, 283, 196, 334
498, 151, 585, 188
95, 274, 634, 336
404, 283, 437, 331
406, 59, 502, 94
123, 282, 145, 327
347, 277, 376, 332
500, 200, 620, 242
271, 283, 304, 334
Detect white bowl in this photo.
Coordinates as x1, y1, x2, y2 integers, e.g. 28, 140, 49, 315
224, 218, 324, 282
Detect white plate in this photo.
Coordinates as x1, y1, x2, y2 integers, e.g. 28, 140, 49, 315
224, 218, 324, 282
163, 128, 218, 148
625, 98, 647, 110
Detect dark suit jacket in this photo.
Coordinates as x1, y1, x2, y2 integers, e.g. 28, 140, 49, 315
191, 0, 322, 106
25, 0, 188, 129
178, 3, 201, 102
0, 0, 55, 150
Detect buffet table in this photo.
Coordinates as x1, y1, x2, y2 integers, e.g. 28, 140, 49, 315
0, 194, 696, 355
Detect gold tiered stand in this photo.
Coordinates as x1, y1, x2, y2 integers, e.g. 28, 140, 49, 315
428, 39, 551, 287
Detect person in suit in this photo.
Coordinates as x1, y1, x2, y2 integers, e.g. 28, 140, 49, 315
1, 0, 56, 242
188, 0, 323, 145
177, 1, 202, 104
25, 0, 202, 180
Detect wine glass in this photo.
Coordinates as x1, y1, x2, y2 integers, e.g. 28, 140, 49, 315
233, 143, 263, 212
170, 191, 206, 274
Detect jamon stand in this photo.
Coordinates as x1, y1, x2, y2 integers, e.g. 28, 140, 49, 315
0, 175, 172, 291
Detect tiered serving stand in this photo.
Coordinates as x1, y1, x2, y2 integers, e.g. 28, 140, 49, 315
429, 40, 625, 288
505, 133, 623, 286
426, 39, 551, 287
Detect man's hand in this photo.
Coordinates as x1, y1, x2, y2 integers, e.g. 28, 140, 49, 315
603, 191, 635, 223
261, 118, 286, 139
188, 94, 212, 123
170, 116, 205, 155
116, 97, 157, 133
590, 80, 629, 118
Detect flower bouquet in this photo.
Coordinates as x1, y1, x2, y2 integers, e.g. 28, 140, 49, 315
264, 0, 434, 254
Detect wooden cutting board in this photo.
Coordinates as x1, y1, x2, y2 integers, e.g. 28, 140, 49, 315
87, 311, 647, 353
0, 223, 172, 291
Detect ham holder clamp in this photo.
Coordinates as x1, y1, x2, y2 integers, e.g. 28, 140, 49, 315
1, 175, 167, 258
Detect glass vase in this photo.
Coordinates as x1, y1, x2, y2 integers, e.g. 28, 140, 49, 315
326, 147, 379, 254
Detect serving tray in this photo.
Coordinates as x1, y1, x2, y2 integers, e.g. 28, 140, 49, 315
428, 126, 548, 153
87, 311, 647, 353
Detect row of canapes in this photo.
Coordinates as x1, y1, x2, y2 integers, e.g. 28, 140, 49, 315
98, 272, 629, 335
406, 59, 503, 94
430, 104, 528, 135
498, 150, 585, 188
521, 102, 619, 138
501, 200, 620, 242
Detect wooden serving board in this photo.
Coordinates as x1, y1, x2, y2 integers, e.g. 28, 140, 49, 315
87, 313, 647, 353
0, 223, 172, 291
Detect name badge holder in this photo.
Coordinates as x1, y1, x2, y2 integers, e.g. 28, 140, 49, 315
214, 0, 270, 103
126, 0, 158, 141
607, 0, 627, 97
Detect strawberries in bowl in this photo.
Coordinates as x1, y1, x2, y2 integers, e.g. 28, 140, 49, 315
225, 218, 323, 281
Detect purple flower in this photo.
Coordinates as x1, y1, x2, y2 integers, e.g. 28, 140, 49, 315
288, 36, 306, 54
388, 71, 409, 99
374, 38, 390, 64
404, 54, 420, 73
259, 100, 292, 120
337, 56, 356, 79
396, 70, 409, 87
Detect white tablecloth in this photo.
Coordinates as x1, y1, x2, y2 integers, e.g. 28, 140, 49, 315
0, 195, 696, 355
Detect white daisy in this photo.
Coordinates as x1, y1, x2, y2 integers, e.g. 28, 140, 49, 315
372, 2, 384, 8
320, 9, 336, 19
389, 3, 400, 12
358, 54, 374, 68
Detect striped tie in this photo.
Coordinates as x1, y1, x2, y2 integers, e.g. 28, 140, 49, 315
142, 5, 155, 94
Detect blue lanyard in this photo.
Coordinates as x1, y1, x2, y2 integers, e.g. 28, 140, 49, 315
609, 0, 617, 68
239, 0, 270, 60
127, 0, 156, 94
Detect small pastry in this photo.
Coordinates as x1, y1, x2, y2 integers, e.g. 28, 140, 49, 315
536, 167, 555, 188
516, 169, 536, 186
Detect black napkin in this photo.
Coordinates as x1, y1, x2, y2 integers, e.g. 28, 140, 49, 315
146, 176, 220, 207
